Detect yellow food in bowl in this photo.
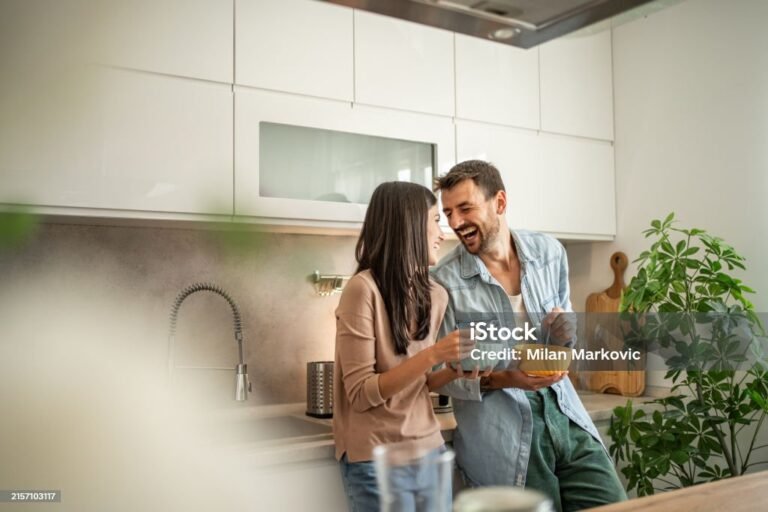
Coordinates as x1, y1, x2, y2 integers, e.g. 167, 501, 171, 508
515, 343, 573, 376
525, 370, 567, 377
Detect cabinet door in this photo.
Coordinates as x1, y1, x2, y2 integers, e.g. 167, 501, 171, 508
540, 30, 614, 141
0, 68, 233, 215
455, 34, 540, 130
537, 134, 616, 236
236, 0, 353, 101
255, 460, 347, 510
91, 0, 233, 83
456, 121, 543, 231
235, 88, 455, 223
354, 10, 454, 116
455, 122, 616, 238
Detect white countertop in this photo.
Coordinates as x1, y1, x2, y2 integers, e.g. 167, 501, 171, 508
230, 391, 664, 467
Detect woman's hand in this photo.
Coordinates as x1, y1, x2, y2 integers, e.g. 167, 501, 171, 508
430, 329, 474, 365
427, 361, 493, 391
483, 370, 568, 391
452, 363, 494, 380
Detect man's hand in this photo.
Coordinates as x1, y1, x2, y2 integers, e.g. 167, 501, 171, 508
542, 307, 576, 344
481, 369, 568, 391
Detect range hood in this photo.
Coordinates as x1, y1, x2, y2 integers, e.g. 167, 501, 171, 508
318, 0, 656, 48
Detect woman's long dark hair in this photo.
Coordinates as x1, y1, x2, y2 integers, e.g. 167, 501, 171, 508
355, 182, 437, 355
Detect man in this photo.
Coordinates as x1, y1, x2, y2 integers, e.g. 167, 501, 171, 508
431, 160, 627, 512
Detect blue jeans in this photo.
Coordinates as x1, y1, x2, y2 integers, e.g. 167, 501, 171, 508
339, 446, 451, 512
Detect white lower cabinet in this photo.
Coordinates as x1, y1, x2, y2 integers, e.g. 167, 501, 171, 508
235, 87, 455, 225
254, 460, 347, 511
456, 120, 615, 239
0, 67, 233, 215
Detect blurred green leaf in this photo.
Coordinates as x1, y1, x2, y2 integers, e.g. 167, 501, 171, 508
0, 208, 40, 249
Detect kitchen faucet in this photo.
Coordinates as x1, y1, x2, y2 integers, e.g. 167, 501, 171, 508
168, 283, 251, 401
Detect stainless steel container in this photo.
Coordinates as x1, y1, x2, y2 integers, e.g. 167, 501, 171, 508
306, 361, 334, 418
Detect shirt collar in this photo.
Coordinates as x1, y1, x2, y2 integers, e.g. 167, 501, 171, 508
458, 229, 535, 279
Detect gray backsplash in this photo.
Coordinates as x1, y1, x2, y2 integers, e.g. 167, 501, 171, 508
2, 221, 607, 408
0, 221, 464, 408
0, 221, 356, 406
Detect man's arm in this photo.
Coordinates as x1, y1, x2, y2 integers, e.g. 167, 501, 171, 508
479, 369, 568, 391
558, 241, 574, 313
433, 294, 484, 401
541, 242, 577, 347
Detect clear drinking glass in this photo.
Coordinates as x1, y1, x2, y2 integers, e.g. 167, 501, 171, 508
373, 440, 455, 512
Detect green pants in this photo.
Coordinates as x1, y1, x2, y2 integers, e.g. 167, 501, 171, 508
524, 389, 627, 512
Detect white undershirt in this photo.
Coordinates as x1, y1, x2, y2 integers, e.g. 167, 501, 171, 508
508, 294, 531, 329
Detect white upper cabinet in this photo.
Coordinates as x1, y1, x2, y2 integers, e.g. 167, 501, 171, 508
90, 0, 233, 83
354, 10, 454, 116
456, 121, 543, 231
456, 121, 615, 239
0, 68, 233, 215
235, 87, 455, 224
236, 0, 354, 101
537, 134, 616, 237
455, 34, 540, 130
0, 0, 616, 234
540, 30, 614, 141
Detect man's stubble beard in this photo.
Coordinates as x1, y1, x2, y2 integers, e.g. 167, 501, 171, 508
476, 216, 501, 255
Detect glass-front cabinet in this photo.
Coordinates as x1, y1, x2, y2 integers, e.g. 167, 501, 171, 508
235, 87, 455, 226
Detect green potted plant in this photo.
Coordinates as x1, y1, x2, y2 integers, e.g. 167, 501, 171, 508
608, 213, 768, 496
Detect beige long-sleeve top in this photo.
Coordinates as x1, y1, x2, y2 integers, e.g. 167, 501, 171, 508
333, 270, 448, 462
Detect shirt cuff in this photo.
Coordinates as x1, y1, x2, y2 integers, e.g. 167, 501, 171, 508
363, 373, 385, 408
462, 377, 483, 401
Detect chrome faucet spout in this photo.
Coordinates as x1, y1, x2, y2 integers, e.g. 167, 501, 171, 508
168, 283, 251, 400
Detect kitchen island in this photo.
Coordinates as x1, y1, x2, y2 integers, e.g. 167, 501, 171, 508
587, 470, 768, 512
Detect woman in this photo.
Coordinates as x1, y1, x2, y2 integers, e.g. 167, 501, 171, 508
333, 182, 472, 512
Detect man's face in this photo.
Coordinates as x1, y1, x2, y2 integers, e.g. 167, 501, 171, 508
440, 179, 503, 255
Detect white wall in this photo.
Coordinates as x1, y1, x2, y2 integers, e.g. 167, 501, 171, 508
569, 0, 768, 307
566, 0, 768, 386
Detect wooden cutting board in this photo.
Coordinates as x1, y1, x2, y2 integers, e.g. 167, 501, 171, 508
579, 251, 645, 396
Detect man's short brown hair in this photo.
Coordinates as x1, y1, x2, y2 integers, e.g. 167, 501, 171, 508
434, 160, 505, 199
